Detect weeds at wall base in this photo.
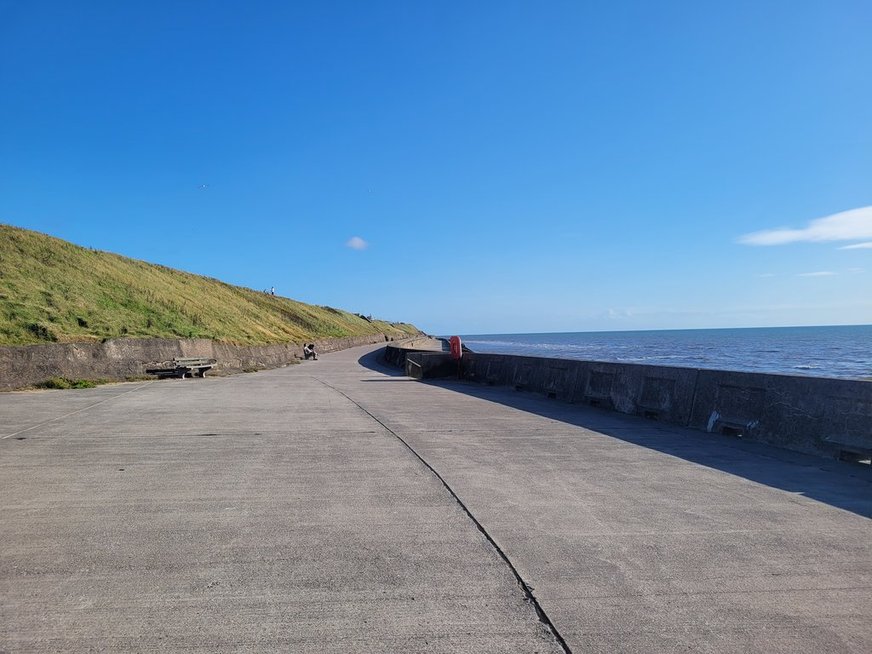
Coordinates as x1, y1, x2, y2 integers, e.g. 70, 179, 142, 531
34, 377, 109, 390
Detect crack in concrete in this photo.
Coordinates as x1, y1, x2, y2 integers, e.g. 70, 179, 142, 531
314, 376, 573, 654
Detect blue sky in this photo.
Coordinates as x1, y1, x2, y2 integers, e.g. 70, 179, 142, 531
1, 1, 870, 335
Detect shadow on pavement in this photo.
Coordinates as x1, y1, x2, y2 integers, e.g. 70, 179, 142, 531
363, 347, 872, 519
357, 348, 406, 377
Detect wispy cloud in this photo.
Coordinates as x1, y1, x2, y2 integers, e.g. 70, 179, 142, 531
840, 241, 872, 250
757, 273, 776, 278
606, 308, 635, 319
345, 236, 368, 250
738, 206, 872, 246
797, 271, 837, 277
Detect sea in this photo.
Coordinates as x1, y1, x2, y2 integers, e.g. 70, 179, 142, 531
460, 325, 872, 380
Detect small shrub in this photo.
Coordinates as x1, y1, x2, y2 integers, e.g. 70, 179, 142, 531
67, 378, 107, 389
36, 377, 107, 389
37, 377, 72, 389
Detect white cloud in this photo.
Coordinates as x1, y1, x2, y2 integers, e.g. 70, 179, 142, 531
345, 236, 368, 250
757, 273, 776, 278
606, 308, 635, 319
840, 241, 872, 250
738, 206, 872, 246
797, 271, 837, 277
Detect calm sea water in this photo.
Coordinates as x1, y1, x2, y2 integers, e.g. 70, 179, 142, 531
460, 325, 872, 380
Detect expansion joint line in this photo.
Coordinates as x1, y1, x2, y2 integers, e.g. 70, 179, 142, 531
314, 377, 573, 654
1, 381, 155, 440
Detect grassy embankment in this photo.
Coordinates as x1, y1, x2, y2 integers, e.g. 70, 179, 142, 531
0, 224, 420, 346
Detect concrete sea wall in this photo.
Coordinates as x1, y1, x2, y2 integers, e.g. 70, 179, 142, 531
0, 334, 396, 391
384, 345, 872, 461
381, 337, 447, 368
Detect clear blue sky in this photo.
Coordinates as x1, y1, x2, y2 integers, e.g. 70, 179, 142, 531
1, 1, 870, 335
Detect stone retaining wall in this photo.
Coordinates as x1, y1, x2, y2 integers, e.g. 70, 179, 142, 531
0, 334, 395, 391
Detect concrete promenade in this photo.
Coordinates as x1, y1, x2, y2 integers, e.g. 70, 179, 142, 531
2, 343, 871, 653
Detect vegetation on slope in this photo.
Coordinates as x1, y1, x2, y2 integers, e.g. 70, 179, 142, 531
0, 225, 420, 346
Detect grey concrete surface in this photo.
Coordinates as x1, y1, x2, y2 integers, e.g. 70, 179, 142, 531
2, 344, 871, 653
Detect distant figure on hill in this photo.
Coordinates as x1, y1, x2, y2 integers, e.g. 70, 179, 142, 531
303, 343, 317, 360
270, 286, 275, 296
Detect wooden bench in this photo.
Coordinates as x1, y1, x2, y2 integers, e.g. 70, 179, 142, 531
146, 357, 217, 379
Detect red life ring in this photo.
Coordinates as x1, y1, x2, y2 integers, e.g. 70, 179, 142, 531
449, 335, 462, 360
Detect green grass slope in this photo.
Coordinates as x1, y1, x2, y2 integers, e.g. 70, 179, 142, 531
0, 224, 420, 346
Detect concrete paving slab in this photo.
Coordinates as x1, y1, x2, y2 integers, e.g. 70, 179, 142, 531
1, 355, 562, 653
0, 382, 154, 440
2, 343, 871, 652
343, 347, 872, 653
